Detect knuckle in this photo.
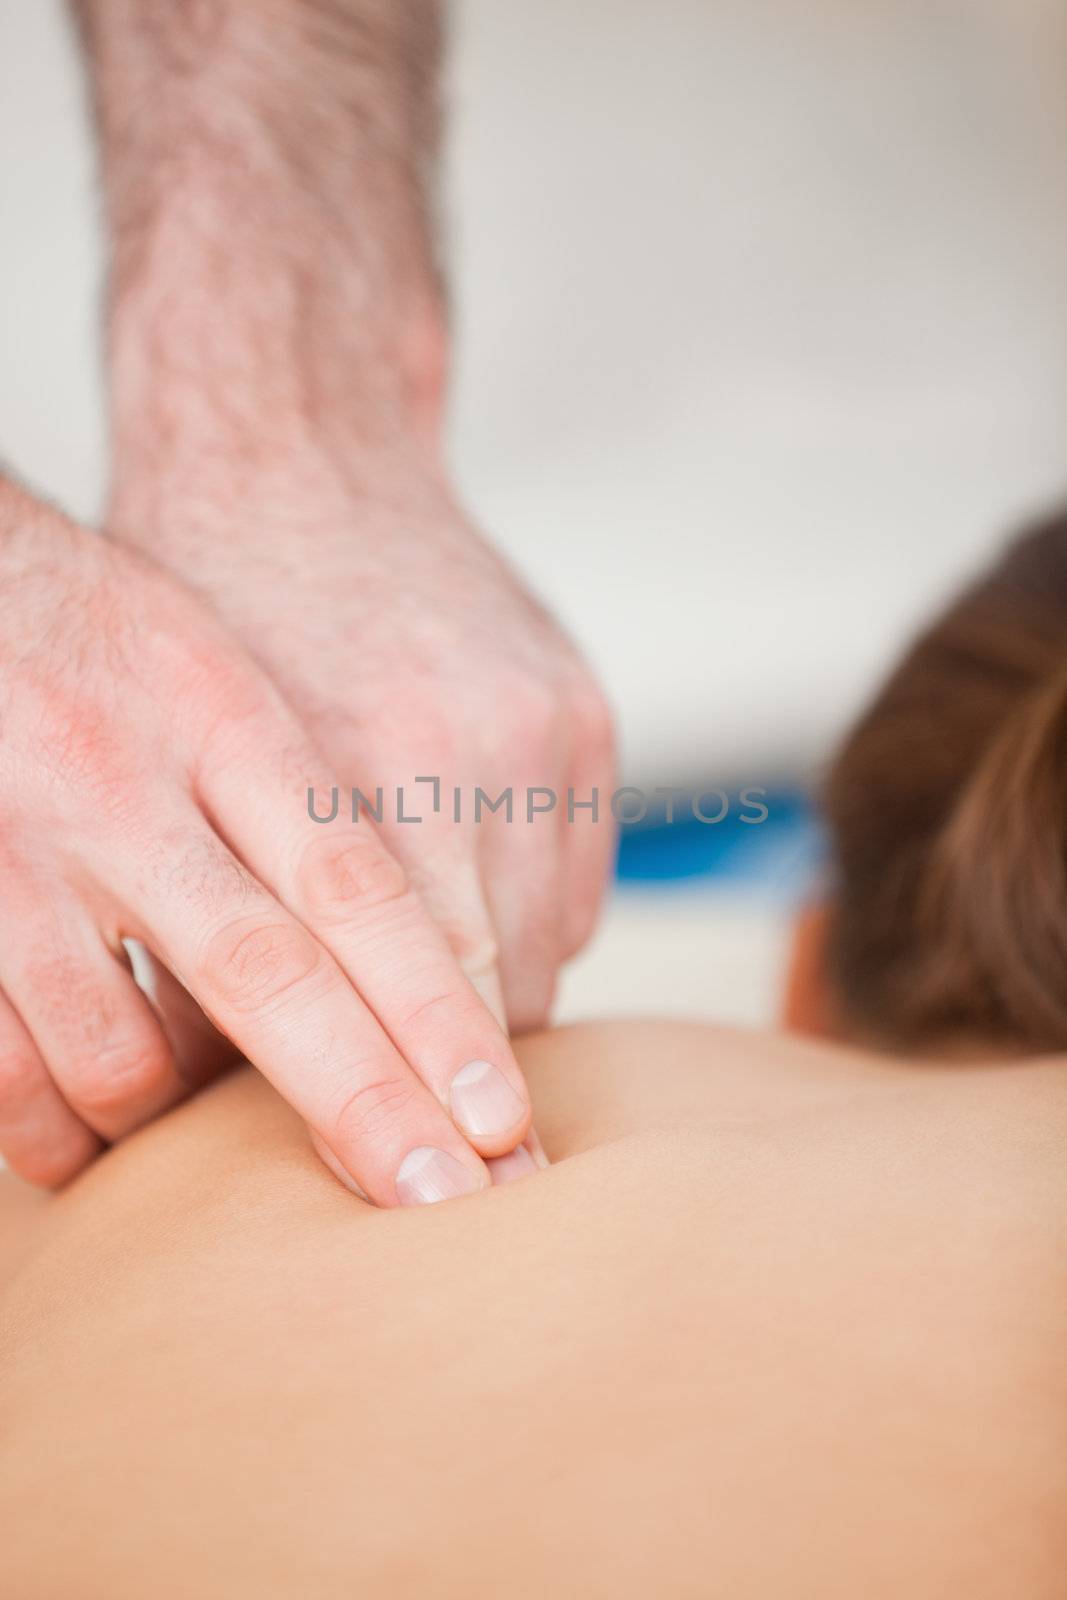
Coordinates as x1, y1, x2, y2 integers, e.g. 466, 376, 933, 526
445, 921, 499, 975
204, 918, 325, 1014
63, 1036, 170, 1117
33, 689, 133, 800
298, 837, 409, 922
172, 642, 273, 745
193, 679, 309, 785
329, 1073, 421, 1152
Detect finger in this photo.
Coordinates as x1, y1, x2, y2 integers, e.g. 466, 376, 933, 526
199, 755, 533, 1160
389, 840, 559, 1167
481, 799, 562, 1035
385, 826, 508, 1031
486, 1130, 549, 1186
129, 815, 492, 1204
559, 684, 618, 959
0, 987, 100, 1187
123, 939, 240, 1089
378, 826, 557, 1165
465, 961, 508, 1034
309, 1130, 370, 1198
1, 907, 192, 1143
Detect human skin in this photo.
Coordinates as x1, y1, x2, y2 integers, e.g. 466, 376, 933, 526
0, 477, 535, 1201
73, 0, 617, 1035
1, 1021, 1064, 1598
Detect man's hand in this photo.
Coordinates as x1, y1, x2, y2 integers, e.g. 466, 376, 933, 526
76, 0, 618, 1032
0, 479, 533, 1200
112, 453, 617, 1032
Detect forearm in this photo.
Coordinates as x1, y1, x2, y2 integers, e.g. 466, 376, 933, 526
74, 0, 449, 543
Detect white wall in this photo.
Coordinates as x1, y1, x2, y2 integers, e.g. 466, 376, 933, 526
449, 0, 1067, 783
3, 0, 1067, 793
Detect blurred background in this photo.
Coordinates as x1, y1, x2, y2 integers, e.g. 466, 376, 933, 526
2, 0, 1066, 1026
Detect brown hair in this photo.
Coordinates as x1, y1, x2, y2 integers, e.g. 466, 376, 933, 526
823, 508, 1067, 1053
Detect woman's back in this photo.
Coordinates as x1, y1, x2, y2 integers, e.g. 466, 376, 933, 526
2, 1021, 1064, 1598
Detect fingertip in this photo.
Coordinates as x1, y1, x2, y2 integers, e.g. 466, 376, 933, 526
487, 1139, 539, 1185
448, 1057, 531, 1157
394, 1143, 490, 1206
4, 1123, 101, 1190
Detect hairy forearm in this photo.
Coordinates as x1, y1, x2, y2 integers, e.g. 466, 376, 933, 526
74, 0, 449, 530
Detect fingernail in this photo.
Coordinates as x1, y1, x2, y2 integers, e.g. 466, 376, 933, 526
487, 1142, 538, 1185
395, 1145, 485, 1206
449, 1058, 526, 1140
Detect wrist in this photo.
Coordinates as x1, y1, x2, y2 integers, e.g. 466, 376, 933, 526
107, 137, 448, 453
107, 406, 458, 578
90, 0, 450, 526
108, 250, 448, 506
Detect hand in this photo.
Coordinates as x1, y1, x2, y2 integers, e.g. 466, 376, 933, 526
78, 0, 616, 1030
112, 449, 617, 1031
0, 480, 532, 1199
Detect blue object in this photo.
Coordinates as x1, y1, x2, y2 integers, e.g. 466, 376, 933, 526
614, 786, 825, 894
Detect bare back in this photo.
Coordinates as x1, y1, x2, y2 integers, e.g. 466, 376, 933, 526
1, 1022, 1064, 1598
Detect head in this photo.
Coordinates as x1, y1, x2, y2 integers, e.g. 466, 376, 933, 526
787, 507, 1067, 1056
